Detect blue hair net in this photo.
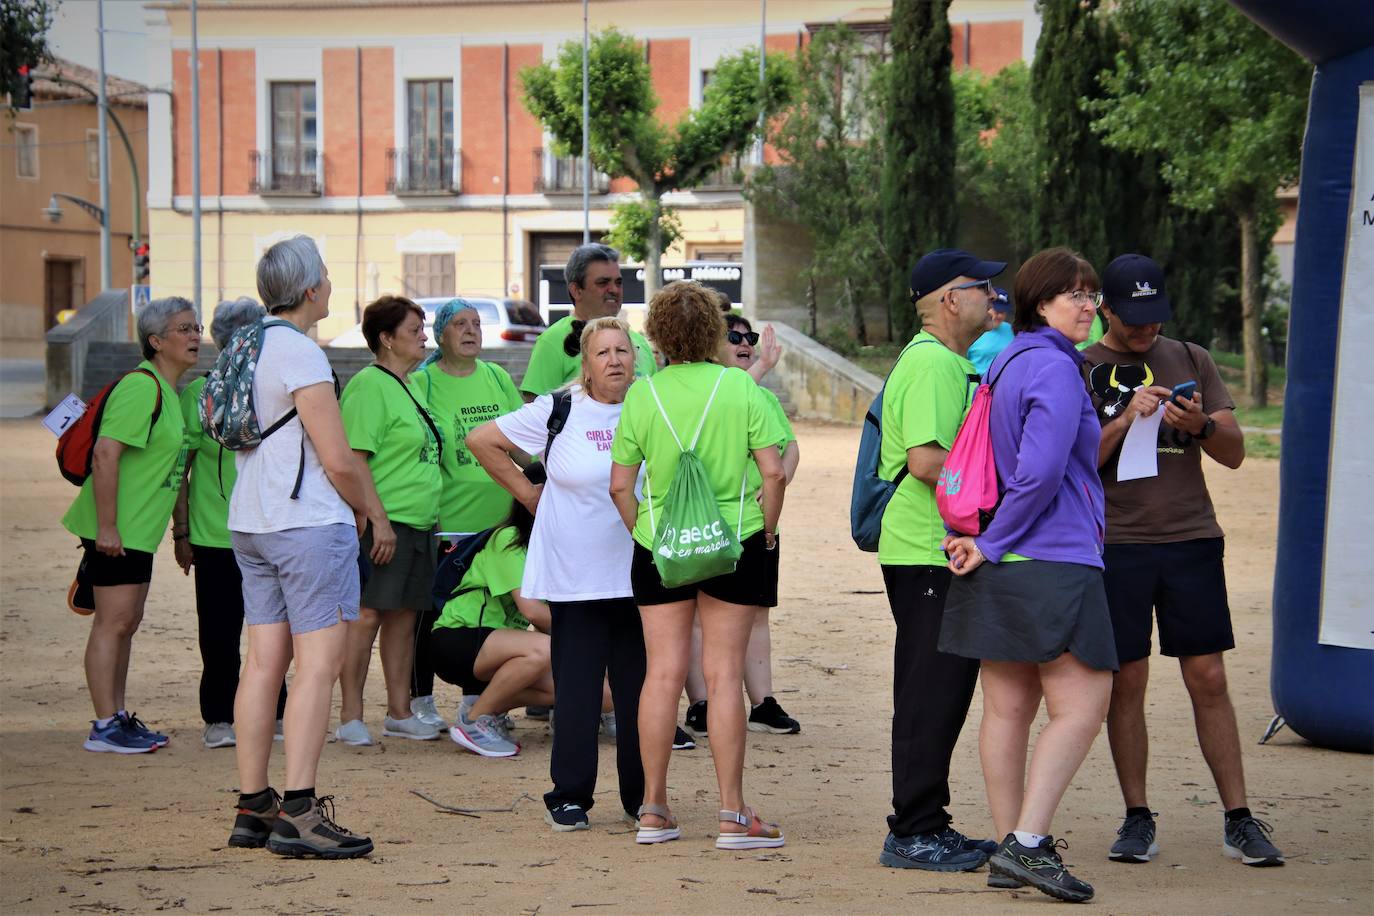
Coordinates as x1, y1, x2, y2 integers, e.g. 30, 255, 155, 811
420, 297, 477, 367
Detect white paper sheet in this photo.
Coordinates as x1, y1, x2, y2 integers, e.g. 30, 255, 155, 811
1116, 403, 1164, 482
42, 394, 87, 437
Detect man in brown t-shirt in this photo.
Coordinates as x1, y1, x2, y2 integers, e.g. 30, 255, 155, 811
1082, 254, 1284, 869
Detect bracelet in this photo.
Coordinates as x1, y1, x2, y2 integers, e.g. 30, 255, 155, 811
172, 533, 188, 542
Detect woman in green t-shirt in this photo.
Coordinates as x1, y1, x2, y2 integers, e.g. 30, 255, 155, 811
407, 298, 525, 731
62, 296, 199, 754
336, 295, 442, 746
431, 502, 552, 758
609, 281, 789, 849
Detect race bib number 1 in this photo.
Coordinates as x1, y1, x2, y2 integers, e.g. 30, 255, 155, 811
43, 394, 87, 437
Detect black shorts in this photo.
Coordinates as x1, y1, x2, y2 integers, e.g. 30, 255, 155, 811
79, 538, 155, 587
430, 625, 495, 694
631, 531, 779, 608
1102, 538, 1234, 663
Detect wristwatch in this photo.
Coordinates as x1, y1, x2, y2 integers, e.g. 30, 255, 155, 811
1195, 416, 1216, 441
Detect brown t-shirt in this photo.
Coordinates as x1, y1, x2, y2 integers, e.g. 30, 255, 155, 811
1081, 336, 1235, 544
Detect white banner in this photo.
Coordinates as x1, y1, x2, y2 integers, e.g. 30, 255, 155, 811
1319, 83, 1374, 650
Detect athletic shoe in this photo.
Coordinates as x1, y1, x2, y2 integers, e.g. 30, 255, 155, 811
525, 704, 552, 721
544, 803, 590, 832
273, 719, 285, 742
333, 719, 373, 746
672, 726, 696, 751
410, 695, 448, 730
939, 825, 999, 856
382, 714, 442, 741
1109, 811, 1160, 863
684, 699, 707, 737
987, 871, 1024, 889
879, 830, 988, 872
203, 722, 236, 748
599, 712, 617, 738
266, 795, 373, 859
449, 712, 520, 758
83, 716, 158, 754
1223, 816, 1285, 867
459, 696, 514, 736
228, 788, 281, 848
122, 712, 169, 747
989, 834, 1094, 904
747, 696, 801, 734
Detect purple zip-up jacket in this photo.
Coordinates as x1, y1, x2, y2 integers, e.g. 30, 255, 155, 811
974, 326, 1105, 567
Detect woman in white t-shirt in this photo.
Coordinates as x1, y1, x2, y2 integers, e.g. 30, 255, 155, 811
468, 317, 645, 834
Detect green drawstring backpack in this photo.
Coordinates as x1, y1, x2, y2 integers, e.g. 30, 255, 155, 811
644, 367, 747, 588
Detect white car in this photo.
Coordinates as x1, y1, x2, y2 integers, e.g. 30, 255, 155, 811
327, 296, 546, 348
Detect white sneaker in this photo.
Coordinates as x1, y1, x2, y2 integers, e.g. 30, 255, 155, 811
202, 722, 236, 748
334, 718, 374, 746
382, 714, 442, 741
599, 712, 617, 738
410, 695, 448, 730
273, 719, 285, 742
460, 696, 515, 738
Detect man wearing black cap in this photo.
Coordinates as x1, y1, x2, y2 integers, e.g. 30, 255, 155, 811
1083, 254, 1285, 869
876, 248, 1001, 872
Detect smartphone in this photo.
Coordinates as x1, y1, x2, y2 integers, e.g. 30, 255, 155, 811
1170, 380, 1197, 406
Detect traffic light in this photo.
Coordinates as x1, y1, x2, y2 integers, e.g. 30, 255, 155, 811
12, 65, 33, 111
134, 243, 150, 282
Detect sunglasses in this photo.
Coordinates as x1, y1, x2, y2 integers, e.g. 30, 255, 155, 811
727, 330, 759, 346
948, 279, 993, 297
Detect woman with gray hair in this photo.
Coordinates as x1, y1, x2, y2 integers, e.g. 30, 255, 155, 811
173, 297, 287, 749
62, 296, 201, 754
226, 235, 383, 858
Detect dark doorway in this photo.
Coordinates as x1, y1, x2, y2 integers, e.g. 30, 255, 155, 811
527, 230, 605, 305
44, 258, 81, 330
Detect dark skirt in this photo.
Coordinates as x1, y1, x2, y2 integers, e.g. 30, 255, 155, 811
939, 559, 1119, 672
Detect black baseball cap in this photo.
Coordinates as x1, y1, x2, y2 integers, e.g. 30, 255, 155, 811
1102, 254, 1172, 324
991, 287, 1011, 312
909, 249, 1006, 302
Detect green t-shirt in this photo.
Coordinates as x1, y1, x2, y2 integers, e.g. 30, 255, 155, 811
519, 314, 657, 396
433, 526, 530, 632
179, 375, 235, 548
745, 384, 796, 496
62, 361, 190, 554
611, 363, 782, 550
1076, 312, 1105, 351
877, 332, 979, 566
412, 360, 522, 533
340, 365, 442, 529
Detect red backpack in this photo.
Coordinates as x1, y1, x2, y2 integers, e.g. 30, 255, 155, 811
56, 369, 164, 486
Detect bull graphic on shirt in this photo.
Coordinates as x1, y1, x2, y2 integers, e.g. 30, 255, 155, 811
1088, 361, 1195, 450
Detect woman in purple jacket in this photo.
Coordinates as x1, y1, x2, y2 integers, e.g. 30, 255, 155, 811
941, 247, 1114, 904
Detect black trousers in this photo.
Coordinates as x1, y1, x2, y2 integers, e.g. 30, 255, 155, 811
194, 545, 285, 724
412, 604, 441, 699
543, 598, 646, 817
882, 564, 980, 837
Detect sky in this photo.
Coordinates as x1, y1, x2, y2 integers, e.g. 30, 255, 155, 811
47, 0, 152, 87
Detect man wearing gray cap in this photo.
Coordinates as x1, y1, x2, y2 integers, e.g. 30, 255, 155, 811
1083, 253, 1284, 870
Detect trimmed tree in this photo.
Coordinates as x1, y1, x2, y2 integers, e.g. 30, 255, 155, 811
880, 0, 957, 340
521, 29, 793, 300
1091, 0, 1310, 407
2, 0, 53, 109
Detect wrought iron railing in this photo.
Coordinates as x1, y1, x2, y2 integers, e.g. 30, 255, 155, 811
533, 149, 611, 194
248, 149, 322, 195
387, 145, 460, 194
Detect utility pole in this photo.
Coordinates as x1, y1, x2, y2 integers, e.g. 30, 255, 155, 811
755, 0, 767, 166
96, 0, 111, 290
581, 0, 590, 244
191, 0, 203, 319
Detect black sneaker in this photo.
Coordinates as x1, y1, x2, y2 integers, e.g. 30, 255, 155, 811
747, 696, 800, 734
1223, 816, 1285, 867
525, 705, 552, 721
266, 796, 373, 859
228, 788, 281, 848
671, 726, 696, 751
879, 830, 988, 872
1109, 811, 1160, 863
544, 803, 590, 832
684, 700, 707, 738
989, 834, 1094, 903
938, 825, 998, 856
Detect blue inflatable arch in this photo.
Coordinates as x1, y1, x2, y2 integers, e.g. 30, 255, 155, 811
1232, 1, 1374, 753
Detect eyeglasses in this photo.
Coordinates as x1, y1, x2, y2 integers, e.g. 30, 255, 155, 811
948, 279, 993, 298
1065, 289, 1104, 308
164, 322, 203, 336
727, 330, 759, 346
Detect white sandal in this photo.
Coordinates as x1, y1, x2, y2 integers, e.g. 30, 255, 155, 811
635, 803, 681, 844
716, 806, 785, 850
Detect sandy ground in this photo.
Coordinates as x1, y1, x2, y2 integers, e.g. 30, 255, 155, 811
1, 417, 1369, 915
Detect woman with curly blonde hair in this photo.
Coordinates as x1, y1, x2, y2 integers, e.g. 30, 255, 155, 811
610, 281, 789, 850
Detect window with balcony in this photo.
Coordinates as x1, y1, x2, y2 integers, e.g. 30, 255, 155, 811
533, 148, 610, 194
14, 124, 37, 179
389, 79, 457, 194
252, 82, 320, 194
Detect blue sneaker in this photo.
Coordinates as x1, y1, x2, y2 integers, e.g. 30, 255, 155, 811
879, 830, 989, 872
122, 712, 169, 747
939, 825, 999, 856
84, 716, 158, 754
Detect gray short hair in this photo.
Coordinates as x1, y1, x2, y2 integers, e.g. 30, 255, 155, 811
137, 296, 195, 360
564, 243, 620, 289
257, 235, 324, 313
210, 296, 266, 349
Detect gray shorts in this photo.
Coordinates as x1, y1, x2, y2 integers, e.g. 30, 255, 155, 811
232, 524, 361, 635
359, 521, 437, 612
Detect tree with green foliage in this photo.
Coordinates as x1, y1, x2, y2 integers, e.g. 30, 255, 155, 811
2, 0, 53, 109
1091, 0, 1310, 407
521, 29, 793, 300
880, 0, 956, 340
953, 61, 1037, 263
748, 25, 886, 344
